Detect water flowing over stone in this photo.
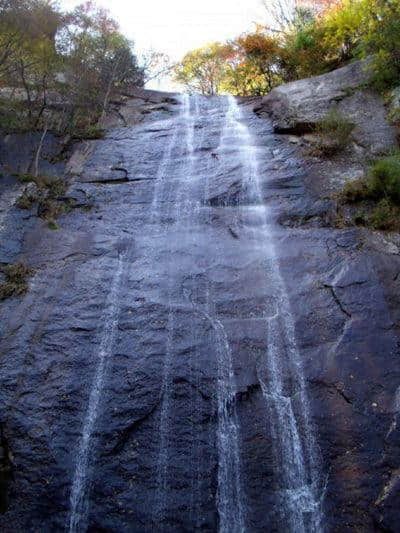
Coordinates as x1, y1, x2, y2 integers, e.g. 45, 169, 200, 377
68, 252, 126, 532
223, 95, 324, 532
1, 91, 400, 533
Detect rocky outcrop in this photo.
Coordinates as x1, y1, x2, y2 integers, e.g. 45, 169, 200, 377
104, 88, 180, 129
255, 59, 397, 157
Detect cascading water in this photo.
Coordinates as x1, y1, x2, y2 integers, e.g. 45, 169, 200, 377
68, 252, 125, 532
2, 73, 399, 533
63, 92, 323, 532
153, 93, 201, 523
224, 95, 324, 532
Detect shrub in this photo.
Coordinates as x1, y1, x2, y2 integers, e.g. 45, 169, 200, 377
340, 151, 400, 232
16, 192, 36, 210
0, 263, 33, 300
360, 0, 400, 91
341, 178, 371, 203
47, 220, 58, 230
67, 124, 105, 140
16, 173, 37, 185
15, 173, 66, 196
368, 199, 400, 230
314, 108, 354, 156
367, 151, 400, 203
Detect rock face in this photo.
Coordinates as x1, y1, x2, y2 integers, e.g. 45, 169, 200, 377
256, 59, 397, 157
0, 89, 399, 533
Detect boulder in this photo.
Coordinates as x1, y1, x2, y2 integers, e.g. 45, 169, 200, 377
255, 59, 397, 156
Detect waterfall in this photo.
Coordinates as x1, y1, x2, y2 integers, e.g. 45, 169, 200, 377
224, 95, 324, 532
211, 309, 246, 533
153, 93, 201, 523
65, 92, 324, 532
208, 97, 246, 533
68, 253, 125, 532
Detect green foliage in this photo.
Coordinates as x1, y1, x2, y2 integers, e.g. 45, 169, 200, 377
14, 173, 67, 225
174, 42, 234, 95
342, 151, 400, 204
368, 199, 400, 230
15, 173, 37, 184
367, 151, 400, 203
341, 151, 400, 231
68, 124, 105, 140
16, 191, 36, 209
0, 1, 144, 134
341, 178, 370, 202
174, 0, 400, 95
14, 173, 65, 194
174, 34, 284, 96
359, 0, 400, 90
0, 262, 33, 300
314, 108, 354, 155
47, 220, 58, 230
0, 98, 30, 133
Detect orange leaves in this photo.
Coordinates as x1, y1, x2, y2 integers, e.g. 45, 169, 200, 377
236, 32, 281, 58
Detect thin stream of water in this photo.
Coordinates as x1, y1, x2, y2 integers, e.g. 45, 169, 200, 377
153, 93, 200, 523
211, 96, 246, 533
68, 97, 188, 533
68, 253, 125, 533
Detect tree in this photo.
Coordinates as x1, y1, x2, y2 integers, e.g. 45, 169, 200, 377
139, 49, 175, 84
262, 0, 340, 30
174, 42, 234, 95
235, 31, 282, 92
0, 1, 145, 135
359, 0, 400, 89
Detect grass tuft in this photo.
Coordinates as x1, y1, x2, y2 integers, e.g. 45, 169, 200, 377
367, 151, 400, 203
0, 262, 33, 300
340, 150, 400, 231
313, 109, 354, 157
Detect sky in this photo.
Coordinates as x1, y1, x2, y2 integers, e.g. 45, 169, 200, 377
60, 0, 268, 89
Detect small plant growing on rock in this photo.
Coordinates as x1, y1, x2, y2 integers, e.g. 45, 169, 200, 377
367, 151, 400, 203
314, 109, 354, 157
340, 151, 400, 231
47, 220, 58, 230
14, 173, 68, 226
341, 178, 371, 203
69, 124, 105, 140
368, 199, 400, 231
15, 173, 38, 185
0, 263, 33, 300
16, 192, 35, 210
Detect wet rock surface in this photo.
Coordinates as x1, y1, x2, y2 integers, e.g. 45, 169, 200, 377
0, 90, 399, 532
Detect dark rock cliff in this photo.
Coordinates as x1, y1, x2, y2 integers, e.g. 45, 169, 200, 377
0, 82, 399, 533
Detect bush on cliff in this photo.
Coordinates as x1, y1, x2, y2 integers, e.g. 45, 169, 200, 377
342, 151, 400, 204
341, 151, 400, 231
314, 109, 354, 156
359, 0, 400, 91
0, 263, 33, 300
367, 152, 400, 203
368, 199, 400, 230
